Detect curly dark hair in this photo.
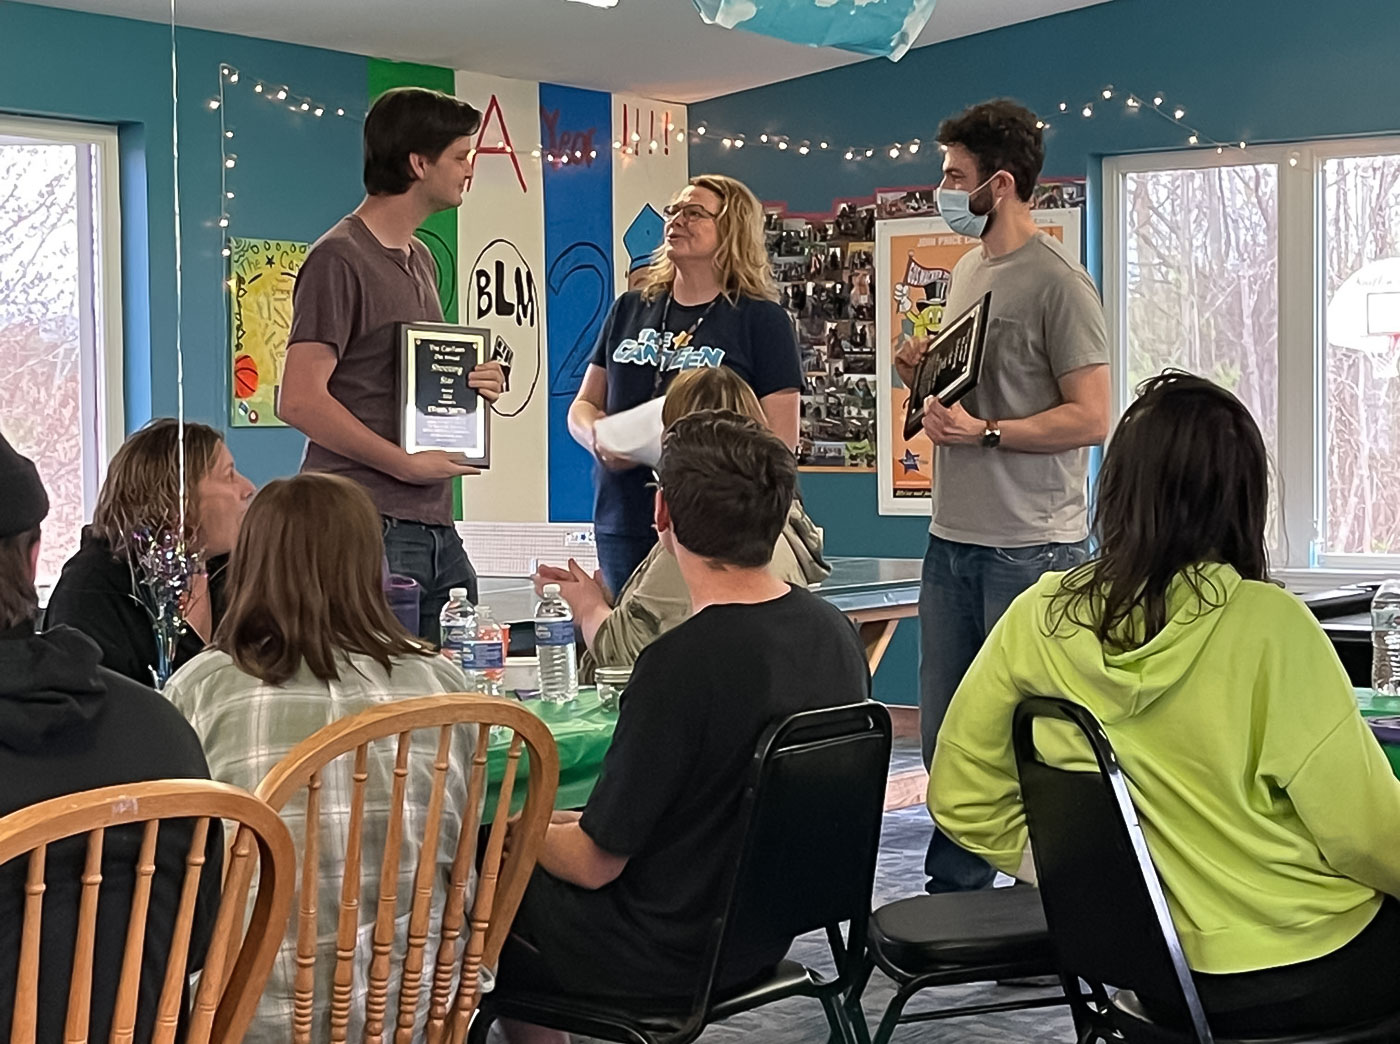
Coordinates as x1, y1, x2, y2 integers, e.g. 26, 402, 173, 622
936, 99, 1045, 202
1046, 371, 1271, 652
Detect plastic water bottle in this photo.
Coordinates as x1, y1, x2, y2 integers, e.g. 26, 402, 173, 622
536, 583, 578, 703
1372, 579, 1400, 697
473, 605, 506, 698
439, 588, 476, 686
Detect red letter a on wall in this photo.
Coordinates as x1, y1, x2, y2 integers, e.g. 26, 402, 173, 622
470, 94, 527, 193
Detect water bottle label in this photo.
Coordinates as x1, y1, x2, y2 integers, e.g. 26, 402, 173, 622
535, 620, 575, 647
466, 640, 504, 669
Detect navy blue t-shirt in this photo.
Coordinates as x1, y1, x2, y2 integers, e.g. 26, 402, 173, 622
588, 290, 802, 536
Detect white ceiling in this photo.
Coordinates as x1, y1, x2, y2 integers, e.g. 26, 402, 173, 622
21, 0, 1113, 102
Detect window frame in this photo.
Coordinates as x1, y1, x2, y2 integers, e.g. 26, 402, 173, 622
0, 114, 124, 512
1103, 138, 1400, 579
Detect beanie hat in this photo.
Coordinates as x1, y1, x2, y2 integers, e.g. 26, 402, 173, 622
0, 433, 49, 539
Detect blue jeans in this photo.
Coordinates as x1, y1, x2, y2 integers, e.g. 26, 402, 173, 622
919, 532, 1090, 892
382, 518, 478, 646
594, 531, 657, 600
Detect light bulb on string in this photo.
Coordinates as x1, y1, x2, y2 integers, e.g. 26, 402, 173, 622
675, 130, 684, 142
648, 140, 657, 151
225, 155, 237, 168
819, 141, 829, 149
759, 133, 769, 143
228, 71, 239, 84
1102, 86, 1114, 99
590, 149, 598, 158
1035, 120, 1046, 129
1216, 146, 1224, 154
221, 246, 231, 257
207, 99, 220, 110
613, 139, 622, 149
1126, 96, 1141, 109
531, 148, 541, 158
865, 148, 874, 158
217, 216, 229, 228
1174, 107, 1186, 119
276, 88, 287, 100
1153, 93, 1164, 106
1188, 134, 1198, 145
722, 137, 732, 148
576, 149, 584, 159
1082, 104, 1094, 118
696, 125, 707, 135
889, 146, 900, 159
630, 131, 640, 142
254, 83, 264, 93
224, 130, 233, 139
844, 149, 854, 160
908, 140, 920, 153
313, 107, 324, 117
777, 140, 788, 150
733, 138, 744, 149
1058, 101, 1068, 112
225, 191, 234, 199
1238, 141, 1246, 149
798, 143, 810, 155
300, 101, 310, 111
336, 108, 345, 117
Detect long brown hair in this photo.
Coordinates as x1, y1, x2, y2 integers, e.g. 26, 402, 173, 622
215, 473, 427, 685
661, 367, 766, 427
0, 529, 41, 630
1047, 371, 1270, 651
640, 174, 778, 304
91, 418, 225, 557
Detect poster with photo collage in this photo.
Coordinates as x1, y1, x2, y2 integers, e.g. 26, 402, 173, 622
768, 202, 880, 471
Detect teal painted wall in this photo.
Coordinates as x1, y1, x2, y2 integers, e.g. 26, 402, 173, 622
1, 1, 368, 487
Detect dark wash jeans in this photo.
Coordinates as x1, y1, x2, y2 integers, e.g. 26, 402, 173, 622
382, 517, 478, 645
919, 532, 1090, 892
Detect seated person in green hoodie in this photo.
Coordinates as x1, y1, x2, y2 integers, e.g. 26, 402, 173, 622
0, 432, 221, 1042
929, 371, 1400, 1036
533, 367, 830, 678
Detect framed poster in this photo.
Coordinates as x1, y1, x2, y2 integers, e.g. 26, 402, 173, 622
228, 237, 308, 427
876, 209, 1083, 515
398, 322, 492, 466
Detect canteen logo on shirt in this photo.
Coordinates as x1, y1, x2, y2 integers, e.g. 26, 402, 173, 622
613, 327, 726, 372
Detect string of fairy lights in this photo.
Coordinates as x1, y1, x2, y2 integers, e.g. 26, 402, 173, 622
687, 84, 1250, 162
208, 62, 690, 260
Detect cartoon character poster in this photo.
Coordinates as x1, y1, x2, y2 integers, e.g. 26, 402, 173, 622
875, 210, 1082, 515
228, 237, 308, 427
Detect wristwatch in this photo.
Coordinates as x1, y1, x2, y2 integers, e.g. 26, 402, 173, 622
981, 421, 1002, 449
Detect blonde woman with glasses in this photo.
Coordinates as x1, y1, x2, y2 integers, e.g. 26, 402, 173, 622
568, 174, 803, 594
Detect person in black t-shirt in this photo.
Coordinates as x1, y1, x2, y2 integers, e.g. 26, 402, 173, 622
567, 174, 804, 595
496, 411, 869, 1044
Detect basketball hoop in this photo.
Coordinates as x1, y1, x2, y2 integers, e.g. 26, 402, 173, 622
1327, 257, 1400, 380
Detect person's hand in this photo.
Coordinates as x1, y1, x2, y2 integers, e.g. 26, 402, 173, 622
895, 334, 929, 377
581, 419, 637, 472
921, 397, 983, 446
469, 361, 507, 403
531, 559, 613, 611
396, 449, 480, 484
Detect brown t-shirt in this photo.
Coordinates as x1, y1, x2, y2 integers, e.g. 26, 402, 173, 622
288, 214, 452, 524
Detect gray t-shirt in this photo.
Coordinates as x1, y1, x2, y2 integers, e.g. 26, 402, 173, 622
930, 232, 1108, 547
288, 214, 451, 525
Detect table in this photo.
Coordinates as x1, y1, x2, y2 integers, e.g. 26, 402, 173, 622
484, 687, 616, 818
1358, 688, 1400, 777
479, 556, 924, 673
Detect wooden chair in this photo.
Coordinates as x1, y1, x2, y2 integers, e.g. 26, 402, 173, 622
253, 694, 560, 1044
0, 779, 296, 1044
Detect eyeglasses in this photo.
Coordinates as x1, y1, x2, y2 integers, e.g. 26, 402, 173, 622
662, 203, 722, 225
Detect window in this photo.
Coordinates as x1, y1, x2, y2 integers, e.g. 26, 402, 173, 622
0, 117, 122, 592
1105, 139, 1400, 573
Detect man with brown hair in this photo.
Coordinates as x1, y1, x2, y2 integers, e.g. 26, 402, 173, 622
280, 86, 505, 641
493, 411, 869, 1041
0, 432, 220, 1041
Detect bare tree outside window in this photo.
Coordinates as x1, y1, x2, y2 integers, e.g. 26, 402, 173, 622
0, 142, 87, 587
1324, 153, 1400, 556
1123, 164, 1281, 542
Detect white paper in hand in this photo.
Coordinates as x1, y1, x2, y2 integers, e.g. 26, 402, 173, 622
594, 397, 667, 468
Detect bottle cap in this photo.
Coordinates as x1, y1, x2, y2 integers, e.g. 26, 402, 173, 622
542, 583, 561, 598
449, 587, 469, 600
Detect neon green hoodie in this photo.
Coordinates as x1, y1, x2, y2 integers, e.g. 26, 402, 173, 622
929, 563, 1400, 974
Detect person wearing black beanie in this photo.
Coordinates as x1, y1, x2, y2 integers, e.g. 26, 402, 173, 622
0, 430, 223, 1040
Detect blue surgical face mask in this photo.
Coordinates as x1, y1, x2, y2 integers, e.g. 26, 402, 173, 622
937, 173, 1000, 238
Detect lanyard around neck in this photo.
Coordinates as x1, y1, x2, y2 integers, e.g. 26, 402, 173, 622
653, 292, 720, 396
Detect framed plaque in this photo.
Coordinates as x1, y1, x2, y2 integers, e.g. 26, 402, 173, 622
902, 291, 991, 440
398, 322, 492, 466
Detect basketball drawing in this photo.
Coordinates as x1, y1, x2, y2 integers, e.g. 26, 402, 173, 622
234, 353, 259, 399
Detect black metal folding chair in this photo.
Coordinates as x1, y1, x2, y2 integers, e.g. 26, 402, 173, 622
469, 701, 892, 1044
1013, 695, 1400, 1044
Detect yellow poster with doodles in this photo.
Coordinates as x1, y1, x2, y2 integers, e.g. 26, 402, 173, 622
229, 237, 308, 427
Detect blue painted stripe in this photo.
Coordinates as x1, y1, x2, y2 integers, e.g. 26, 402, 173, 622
540, 83, 614, 523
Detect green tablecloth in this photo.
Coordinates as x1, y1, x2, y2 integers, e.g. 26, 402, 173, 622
1357, 688, 1400, 777
484, 687, 618, 819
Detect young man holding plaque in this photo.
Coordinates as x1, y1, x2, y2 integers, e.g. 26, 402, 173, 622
893, 99, 1110, 893
280, 87, 504, 642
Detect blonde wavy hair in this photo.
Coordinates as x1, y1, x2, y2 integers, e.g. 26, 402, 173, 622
640, 174, 779, 304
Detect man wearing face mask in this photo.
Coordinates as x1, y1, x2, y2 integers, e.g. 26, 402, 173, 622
895, 99, 1109, 893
